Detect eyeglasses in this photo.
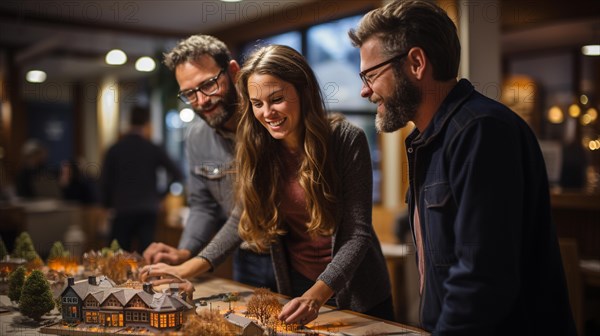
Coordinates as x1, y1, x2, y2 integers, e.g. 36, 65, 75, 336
177, 69, 225, 104
359, 52, 408, 89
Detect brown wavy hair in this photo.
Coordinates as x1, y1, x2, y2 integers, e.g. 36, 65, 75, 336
235, 45, 340, 252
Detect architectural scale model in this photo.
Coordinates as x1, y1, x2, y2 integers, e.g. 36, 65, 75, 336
59, 275, 193, 331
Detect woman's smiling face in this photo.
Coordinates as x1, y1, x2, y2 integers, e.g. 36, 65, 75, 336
248, 73, 303, 151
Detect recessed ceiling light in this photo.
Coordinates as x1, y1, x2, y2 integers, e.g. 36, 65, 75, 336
220, 0, 243, 2
105, 49, 127, 65
582, 45, 600, 56
26, 70, 47, 83
135, 56, 156, 72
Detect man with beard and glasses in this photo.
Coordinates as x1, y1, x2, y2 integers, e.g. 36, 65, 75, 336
349, 1, 575, 335
143, 35, 276, 291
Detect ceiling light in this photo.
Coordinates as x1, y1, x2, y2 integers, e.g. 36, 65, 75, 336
105, 49, 127, 65
582, 45, 600, 56
135, 56, 156, 72
26, 70, 47, 83
220, 0, 243, 2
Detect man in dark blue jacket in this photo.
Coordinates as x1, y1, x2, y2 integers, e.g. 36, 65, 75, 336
350, 1, 576, 334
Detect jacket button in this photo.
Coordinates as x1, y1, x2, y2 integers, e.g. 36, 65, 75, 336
407, 148, 414, 153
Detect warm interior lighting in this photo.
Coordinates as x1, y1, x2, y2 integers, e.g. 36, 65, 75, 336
135, 56, 156, 72
547, 105, 564, 124
587, 107, 598, 121
26, 70, 47, 83
580, 94, 589, 105
582, 45, 600, 56
105, 49, 127, 65
581, 107, 598, 125
568, 103, 581, 118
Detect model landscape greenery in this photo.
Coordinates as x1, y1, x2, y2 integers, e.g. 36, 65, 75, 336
2, 236, 315, 334
19, 269, 55, 321
8, 265, 26, 302
47, 241, 70, 262
12, 232, 41, 262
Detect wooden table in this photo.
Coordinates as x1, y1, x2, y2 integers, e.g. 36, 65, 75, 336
1, 275, 428, 335
192, 275, 427, 335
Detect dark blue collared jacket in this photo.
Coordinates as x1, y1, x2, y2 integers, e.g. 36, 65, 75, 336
406, 79, 576, 335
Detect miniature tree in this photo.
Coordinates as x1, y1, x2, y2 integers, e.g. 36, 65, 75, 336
19, 270, 55, 321
246, 288, 283, 326
101, 239, 121, 256
47, 241, 69, 262
184, 310, 237, 336
12, 232, 40, 262
8, 266, 26, 303
0, 235, 8, 259
110, 239, 121, 252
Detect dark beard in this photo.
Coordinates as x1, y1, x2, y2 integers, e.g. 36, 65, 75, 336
195, 76, 238, 129
376, 67, 421, 133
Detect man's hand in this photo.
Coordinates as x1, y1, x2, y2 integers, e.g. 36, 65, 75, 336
143, 242, 191, 265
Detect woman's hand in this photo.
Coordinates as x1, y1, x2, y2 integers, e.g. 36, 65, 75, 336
139, 263, 194, 302
278, 296, 321, 325
278, 280, 334, 325
140, 257, 212, 283
139, 262, 180, 283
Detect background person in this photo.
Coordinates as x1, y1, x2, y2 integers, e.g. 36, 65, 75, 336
101, 105, 183, 253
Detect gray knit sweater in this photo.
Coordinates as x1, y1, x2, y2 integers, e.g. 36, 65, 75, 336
198, 119, 391, 313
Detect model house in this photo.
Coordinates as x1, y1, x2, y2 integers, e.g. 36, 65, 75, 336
224, 312, 265, 336
60, 276, 193, 330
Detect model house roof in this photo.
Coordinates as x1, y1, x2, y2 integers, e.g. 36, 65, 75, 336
225, 312, 264, 331
62, 276, 192, 312
62, 276, 116, 299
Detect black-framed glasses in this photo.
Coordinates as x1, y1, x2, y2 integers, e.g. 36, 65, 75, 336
177, 69, 225, 104
359, 52, 408, 89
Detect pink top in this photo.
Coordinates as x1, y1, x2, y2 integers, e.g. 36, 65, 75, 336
279, 149, 332, 282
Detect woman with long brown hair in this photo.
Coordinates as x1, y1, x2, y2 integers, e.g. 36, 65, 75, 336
142, 45, 392, 325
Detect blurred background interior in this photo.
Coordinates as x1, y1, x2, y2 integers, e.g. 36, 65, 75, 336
0, 0, 599, 334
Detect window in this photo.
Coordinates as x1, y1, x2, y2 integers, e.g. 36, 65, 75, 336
151, 313, 158, 328
141, 312, 148, 322
241, 31, 302, 60
168, 313, 176, 327
85, 297, 97, 307
159, 314, 167, 328
69, 306, 77, 318
127, 296, 146, 308
63, 296, 78, 304
306, 15, 371, 112
86, 311, 98, 323
106, 297, 120, 307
